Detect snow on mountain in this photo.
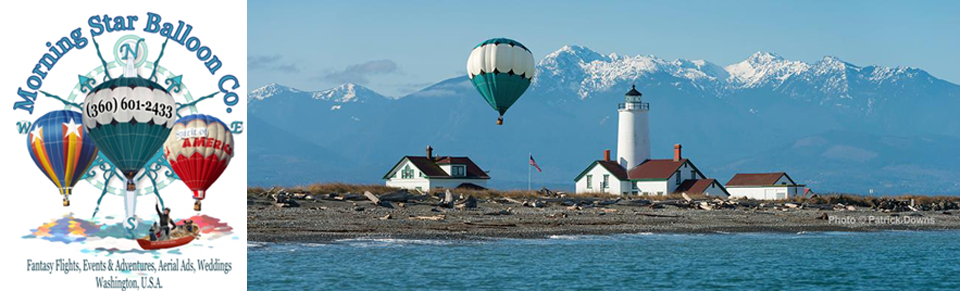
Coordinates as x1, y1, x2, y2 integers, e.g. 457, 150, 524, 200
248, 83, 300, 101
252, 46, 947, 110
311, 83, 382, 102
532, 46, 953, 116
248, 82, 388, 105
724, 51, 809, 88
534, 45, 728, 98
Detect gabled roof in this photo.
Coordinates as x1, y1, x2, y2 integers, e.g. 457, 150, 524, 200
627, 159, 689, 180
383, 156, 490, 180
673, 179, 725, 195
726, 172, 796, 187
573, 160, 628, 181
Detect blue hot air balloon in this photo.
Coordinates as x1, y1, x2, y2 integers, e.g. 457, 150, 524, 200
467, 38, 536, 125
82, 37, 176, 227
26, 110, 99, 206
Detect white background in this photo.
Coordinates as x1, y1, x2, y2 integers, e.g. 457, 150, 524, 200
0, 1, 247, 289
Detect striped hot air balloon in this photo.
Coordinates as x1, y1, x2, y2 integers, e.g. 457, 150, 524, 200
163, 114, 235, 211
26, 110, 99, 206
466, 38, 535, 125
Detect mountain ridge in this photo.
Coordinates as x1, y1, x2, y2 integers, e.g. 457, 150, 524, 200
247, 45, 960, 194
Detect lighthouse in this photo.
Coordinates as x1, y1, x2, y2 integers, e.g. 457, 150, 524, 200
616, 85, 650, 170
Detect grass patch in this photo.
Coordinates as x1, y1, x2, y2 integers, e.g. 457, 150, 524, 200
248, 183, 621, 200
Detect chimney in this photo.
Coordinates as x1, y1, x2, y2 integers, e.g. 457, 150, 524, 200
603, 150, 611, 162
673, 144, 682, 161
426, 145, 433, 160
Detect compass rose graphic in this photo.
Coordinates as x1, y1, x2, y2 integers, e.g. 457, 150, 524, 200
34, 35, 226, 232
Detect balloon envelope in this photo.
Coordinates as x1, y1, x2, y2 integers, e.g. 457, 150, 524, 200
466, 38, 535, 118
82, 77, 176, 179
163, 114, 235, 201
26, 110, 99, 201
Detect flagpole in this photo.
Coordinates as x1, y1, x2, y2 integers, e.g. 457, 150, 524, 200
528, 152, 532, 191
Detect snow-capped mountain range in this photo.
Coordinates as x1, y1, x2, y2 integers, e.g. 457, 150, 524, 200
248, 45, 960, 194
532, 46, 944, 113
250, 82, 387, 104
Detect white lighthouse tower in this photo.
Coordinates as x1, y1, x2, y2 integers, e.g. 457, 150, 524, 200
616, 85, 650, 170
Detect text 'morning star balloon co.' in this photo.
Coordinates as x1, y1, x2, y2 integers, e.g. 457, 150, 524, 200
466, 38, 535, 125
163, 114, 235, 211
26, 110, 100, 206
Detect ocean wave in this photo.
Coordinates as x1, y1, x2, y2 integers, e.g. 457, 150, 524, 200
334, 238, 456, 247
546, 235, 597, 240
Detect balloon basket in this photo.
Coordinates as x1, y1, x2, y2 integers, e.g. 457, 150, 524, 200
62, 199, 70, 207
497, 117, 503, 125
194, 201, 201, 211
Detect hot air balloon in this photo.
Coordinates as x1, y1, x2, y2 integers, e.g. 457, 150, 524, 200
82, 44, 176, 225
466, 38, 535, 125
26, 110, 99, 206
163, 114, 235, 211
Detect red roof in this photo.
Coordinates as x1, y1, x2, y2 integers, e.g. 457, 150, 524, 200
596, 160, 628, 180
627, 159, 688, 180
673, 179, 718, 194
573, 160, 628, 181
726, 172, 789, 186
389, 156, 490, 179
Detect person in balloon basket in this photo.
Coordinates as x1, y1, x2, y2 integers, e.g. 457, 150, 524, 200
148, 223, 159, 242
155, 198, 175, 241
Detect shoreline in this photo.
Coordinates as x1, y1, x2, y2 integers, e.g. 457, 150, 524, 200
248, 194, 960, 243
248, 228, 960, 245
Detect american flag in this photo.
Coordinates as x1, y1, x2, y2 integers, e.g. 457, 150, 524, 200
529, 155, 542, 172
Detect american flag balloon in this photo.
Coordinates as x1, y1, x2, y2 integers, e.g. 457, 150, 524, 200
26, 110, 99, 206
163, 114, 235, 211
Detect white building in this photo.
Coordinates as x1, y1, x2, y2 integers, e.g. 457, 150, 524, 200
575, 145, 728, 198
725, 172, 804, 200
383, 146, 490, 192
574, 86, 727, 197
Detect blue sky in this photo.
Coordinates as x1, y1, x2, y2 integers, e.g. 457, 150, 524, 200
249, 0, 960, 97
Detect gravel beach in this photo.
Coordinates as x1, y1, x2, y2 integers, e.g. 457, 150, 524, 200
247, 195, 960, 243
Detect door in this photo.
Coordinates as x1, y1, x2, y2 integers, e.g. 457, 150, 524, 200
776, 190, 787, 199
764, 189, 777, 200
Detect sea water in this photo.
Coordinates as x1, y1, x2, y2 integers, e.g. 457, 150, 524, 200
248, 231, 960, 290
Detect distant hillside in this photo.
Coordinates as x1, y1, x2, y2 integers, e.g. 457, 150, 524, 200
248, 45, 960, 194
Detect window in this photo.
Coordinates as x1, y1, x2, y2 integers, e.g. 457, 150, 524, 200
586, 175, 593, 189
675, 171, 681, 184
657, 191, 663, 195
451, 165, 466, 177
602, 175, 610, 189
401, 165, 414, 179
691, 170, 697, 179
632, 181, 638, 190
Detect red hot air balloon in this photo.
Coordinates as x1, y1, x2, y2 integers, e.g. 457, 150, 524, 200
163, 114, 235, 211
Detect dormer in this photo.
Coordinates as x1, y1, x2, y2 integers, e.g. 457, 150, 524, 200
436, 159, 467, 177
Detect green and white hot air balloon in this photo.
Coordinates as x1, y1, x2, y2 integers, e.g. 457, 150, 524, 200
82, 37, 176, 227
467, 38, 535, 125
